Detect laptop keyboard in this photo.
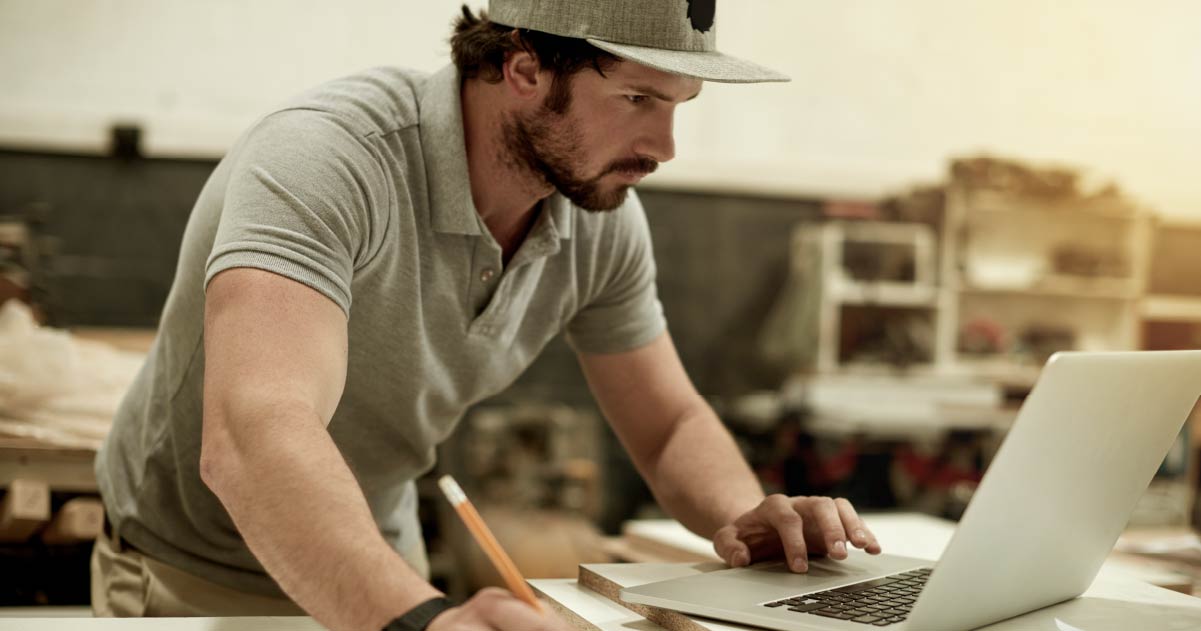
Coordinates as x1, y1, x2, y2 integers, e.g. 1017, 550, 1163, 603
762, 567, 931, 626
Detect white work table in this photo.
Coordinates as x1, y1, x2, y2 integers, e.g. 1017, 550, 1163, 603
3, 514, 1200, 630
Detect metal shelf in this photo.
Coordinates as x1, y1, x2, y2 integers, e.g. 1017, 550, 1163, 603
965, 190, 1141, 222
1142, 295, 1201, 322
835, 281, 939, 307
960, 275, 1140, 301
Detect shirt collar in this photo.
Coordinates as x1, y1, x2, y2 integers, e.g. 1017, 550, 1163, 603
418, 64, 574, 241
543, 193, 574, 241
420, 65, 479, 236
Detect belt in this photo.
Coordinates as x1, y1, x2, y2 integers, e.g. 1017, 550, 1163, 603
100, 512, 139, 553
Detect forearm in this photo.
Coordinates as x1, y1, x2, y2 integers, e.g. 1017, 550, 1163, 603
200, 401, 437, 631
577, 334, 766, 540
642, 404, 766, 539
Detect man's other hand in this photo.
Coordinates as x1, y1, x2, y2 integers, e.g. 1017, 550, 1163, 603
426, 587, 570, 631
712, 495, 883, 573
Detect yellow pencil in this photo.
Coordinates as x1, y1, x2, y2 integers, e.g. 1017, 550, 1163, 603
438, 475, 543, 612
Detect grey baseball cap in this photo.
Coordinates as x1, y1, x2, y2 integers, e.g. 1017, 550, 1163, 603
487, 0, 791, 84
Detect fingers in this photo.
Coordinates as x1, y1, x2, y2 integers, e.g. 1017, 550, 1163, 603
758, 494, 810, 572
437, 587, 568, 631
800, 496, 849, 561
711, 495, 882, 579
493, 597, 567, 631
712, 524, 752, 567
834, 498, 882, 555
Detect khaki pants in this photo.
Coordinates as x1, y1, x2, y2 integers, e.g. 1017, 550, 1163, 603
90, 527, 306, 617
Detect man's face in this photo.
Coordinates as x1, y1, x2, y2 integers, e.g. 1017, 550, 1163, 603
503, 61, 702, 212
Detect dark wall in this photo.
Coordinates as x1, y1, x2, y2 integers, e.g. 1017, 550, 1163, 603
0, 150, 821, 397
510, 190, 823, 401
0, 150, 213, 325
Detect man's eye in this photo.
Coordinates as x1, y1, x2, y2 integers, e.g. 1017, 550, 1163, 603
625, 95, 649, 104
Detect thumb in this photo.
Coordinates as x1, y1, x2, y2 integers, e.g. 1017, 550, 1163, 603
712, 525, 751, 567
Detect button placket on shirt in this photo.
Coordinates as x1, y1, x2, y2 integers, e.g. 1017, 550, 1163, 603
468, 238, 504, 327
467, 219, 561, 340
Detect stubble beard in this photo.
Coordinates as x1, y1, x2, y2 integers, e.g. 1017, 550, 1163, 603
501, 103, 657, 212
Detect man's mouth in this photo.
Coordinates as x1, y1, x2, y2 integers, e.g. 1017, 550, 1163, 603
613, 169, 650, 182
607, 158, 658, 179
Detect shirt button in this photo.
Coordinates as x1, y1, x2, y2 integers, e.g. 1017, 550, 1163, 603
480, 268, 496, 282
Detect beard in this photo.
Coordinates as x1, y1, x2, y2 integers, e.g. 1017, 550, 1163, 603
502, 102, 658, 212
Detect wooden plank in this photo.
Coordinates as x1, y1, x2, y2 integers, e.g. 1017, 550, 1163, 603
620, 533, 719, 564
0, 445, 97, 492
0, 478, 50, 542
70, 327, 157, 354
0, 436, 96, 453
601, 537, 680, 564
578, 563, 753, 631
529, 578, 664, 631
535, 580, 603, 631
618, 520, 721, 563
41, 496, 104, 544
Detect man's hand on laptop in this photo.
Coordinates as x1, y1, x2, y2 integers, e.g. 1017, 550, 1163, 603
712, 495, 882, 573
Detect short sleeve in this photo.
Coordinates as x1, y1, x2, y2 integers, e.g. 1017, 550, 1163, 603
205, 109, 384, 315
566, 194, 667, 354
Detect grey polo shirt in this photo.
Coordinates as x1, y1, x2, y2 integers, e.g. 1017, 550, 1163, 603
95, 64, 666, 596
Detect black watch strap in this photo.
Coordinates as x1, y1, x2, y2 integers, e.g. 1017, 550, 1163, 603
382, 596, 455, 631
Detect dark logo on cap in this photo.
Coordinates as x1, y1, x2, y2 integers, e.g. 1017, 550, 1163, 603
686, 0, 715, 33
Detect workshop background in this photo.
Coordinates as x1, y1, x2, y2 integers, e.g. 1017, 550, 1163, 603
2, 0, 1201, 612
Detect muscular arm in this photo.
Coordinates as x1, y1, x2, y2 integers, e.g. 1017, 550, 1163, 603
580, 332, 881, 572
199, 268, 440, 631
577, 332, 765, 538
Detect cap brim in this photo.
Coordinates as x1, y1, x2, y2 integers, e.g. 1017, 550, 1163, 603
586, 39, 790, 84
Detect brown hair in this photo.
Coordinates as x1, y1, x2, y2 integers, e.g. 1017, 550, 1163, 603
449, 5, 621, 112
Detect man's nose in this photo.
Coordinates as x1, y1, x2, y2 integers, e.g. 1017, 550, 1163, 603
634, 109, 676, 164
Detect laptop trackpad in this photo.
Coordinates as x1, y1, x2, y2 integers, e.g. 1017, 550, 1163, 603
725, 556, 897, 592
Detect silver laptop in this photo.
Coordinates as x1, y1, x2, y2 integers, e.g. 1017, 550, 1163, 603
622, 351, 1201, 630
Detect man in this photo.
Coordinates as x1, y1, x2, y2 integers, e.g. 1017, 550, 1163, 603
92, 1, 883, 630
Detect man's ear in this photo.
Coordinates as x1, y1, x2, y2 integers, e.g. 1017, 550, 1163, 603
501, 41, 546, 102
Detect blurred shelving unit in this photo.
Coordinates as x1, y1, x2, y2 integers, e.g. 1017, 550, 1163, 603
1137, 220, 1201, 533
789, 175, 1154, 382
794, 221, 939, 373
770, 159, 1200, 527
936, 184, 1153, 383
772, 157, 1169, 455
1141, 220, 1201, 348
1143, 296, 1201, 322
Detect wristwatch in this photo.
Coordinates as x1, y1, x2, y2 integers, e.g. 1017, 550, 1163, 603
382, 596, 455, 631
